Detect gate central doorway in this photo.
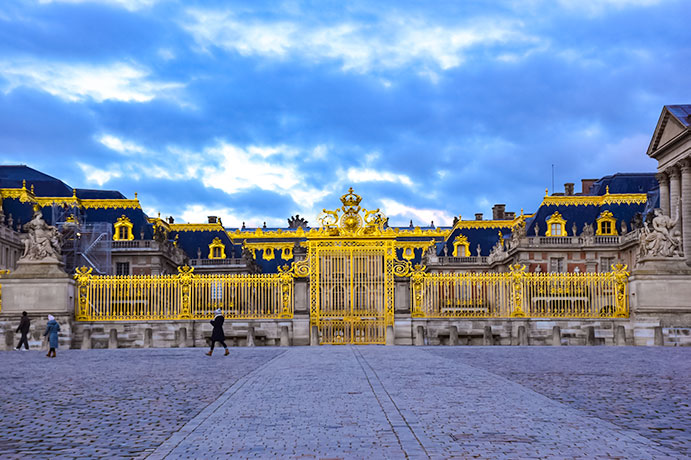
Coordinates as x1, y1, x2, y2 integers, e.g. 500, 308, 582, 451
308, 240, 395, 344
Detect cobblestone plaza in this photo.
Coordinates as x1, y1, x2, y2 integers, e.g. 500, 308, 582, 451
0, 347, 689, 459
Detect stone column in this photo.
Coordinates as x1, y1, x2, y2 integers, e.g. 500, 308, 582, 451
656, 171, 670, 217
681, 159, 691, 266
668, 165, 681, 218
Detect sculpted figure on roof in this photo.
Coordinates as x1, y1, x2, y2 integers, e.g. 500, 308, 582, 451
20, 206, 61, 263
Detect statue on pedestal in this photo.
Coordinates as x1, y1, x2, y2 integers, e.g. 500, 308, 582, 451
639, 206, 682, 258
19, 207, 62, 264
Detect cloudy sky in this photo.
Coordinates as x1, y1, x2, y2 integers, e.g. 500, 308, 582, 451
0, 0, 688, 227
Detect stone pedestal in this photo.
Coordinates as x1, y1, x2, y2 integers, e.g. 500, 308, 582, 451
0, 260, 74, 317
630, 258, 691, 345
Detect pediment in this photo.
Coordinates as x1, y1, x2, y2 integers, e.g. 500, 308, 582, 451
647, 107, 688, 157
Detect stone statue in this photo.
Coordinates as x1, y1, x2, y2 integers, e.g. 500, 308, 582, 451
242, 246, 262, 274
571, 222, 577, 237
581, 223, 594, 237
621, 220, 628, 234
631, 213, 643, 230
20, 207, 61, 263
476, 244, 481, 257
533, 222, 540, 236
442, 245, 448, 256
639, 206, 682, 258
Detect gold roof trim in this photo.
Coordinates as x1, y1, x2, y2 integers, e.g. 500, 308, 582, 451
0, 185, 142, 209
226, 226, 450, 240
541, 193, 647, 207
170, 223, 226, 232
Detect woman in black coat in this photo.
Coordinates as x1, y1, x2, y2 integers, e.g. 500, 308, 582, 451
206, 309, 229, 356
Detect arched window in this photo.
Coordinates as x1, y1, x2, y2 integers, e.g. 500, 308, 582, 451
113, 215, 134, 241
208, 237, 226, 259
596, 211, 618, 236
545, 212, 567, 237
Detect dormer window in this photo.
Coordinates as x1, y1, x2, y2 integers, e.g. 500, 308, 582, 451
452, 235, 470, 257
596, 211, 618, 236
545, 212, 567, 237
113, 215, 134, 241
208, 237, 226, 259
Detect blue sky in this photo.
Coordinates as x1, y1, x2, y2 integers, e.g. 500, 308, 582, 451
0, 0, 688, 227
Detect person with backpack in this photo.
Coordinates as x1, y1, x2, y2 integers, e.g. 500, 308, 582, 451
44, 315, 60, 358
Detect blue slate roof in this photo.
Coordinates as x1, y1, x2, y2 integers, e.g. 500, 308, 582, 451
76, 189, 127, 199
443, 226, 511, 257
589, 173, 658, 195
666, 105, 691, 127
171, 229, 241, 260
526, 202, 647, 236
0, 165, 72, 196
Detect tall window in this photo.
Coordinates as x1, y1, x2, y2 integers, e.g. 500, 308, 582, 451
600, 257, 615, 272
549, 257, 565, 273
116, 262, 130, 276
118, 226, 129, 240
550, 223, 562, 236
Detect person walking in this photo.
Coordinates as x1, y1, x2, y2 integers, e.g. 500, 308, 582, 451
15, 311, 30, 351
206, 309, 229, 356
44, 315, 60, 358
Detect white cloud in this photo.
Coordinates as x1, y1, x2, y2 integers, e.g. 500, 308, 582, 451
379, 198, 453, 226
0, 60, 184, 103
346, 167, 413, 186
98, 134, 147, 155
37, 0, 159, 12
78, 163, 121, 186
182, 10, 541, 76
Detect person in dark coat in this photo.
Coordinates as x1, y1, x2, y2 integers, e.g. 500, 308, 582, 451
15, 311, 30, 351
44, 315, 60, 358
206, 309, 229, 356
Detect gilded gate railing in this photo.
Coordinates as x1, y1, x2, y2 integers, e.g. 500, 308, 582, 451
73, 265, 297, 321
405, 263, 630, 319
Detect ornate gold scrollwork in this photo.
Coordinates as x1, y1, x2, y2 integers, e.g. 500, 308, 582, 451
74, 266, 93, 321
177, 265, 194, 319
509, 263, 527, 317
277, 258, 310, 317
611, 263, 630, 318
317, 187, 388, 237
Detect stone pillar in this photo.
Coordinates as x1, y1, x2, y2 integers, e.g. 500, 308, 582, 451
656, 171, 670, 217
81, 329, 92, 350
585, 326, 595, 346
449, 326, 459, 346
144, 328, 153, 348
280, 326, 290, 347
310, 325, 319, 346
681, 159, 691, 266
108, 329, 118, 349
482, 326, 493, 346
178, 327, 187, 348
669, 165, 681, 215
246, 326, 255, 347
517, 325, 527, 346
614, 325, 626, 346
385, 325, 395, 346
552, 326, 561, 346
414, 325, 425, 346
654, 326, 664, 346
5, 330, 14, 350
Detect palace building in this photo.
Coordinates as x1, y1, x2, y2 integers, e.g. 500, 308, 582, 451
0, 105, 690, 348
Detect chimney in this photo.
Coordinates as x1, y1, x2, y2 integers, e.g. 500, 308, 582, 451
564, 183, 575, 196
207, 216, 217, 224
475, 213, 483, 221
581, 179, 597, 195
504, 211, 515, 220
492, 204, 506, 220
